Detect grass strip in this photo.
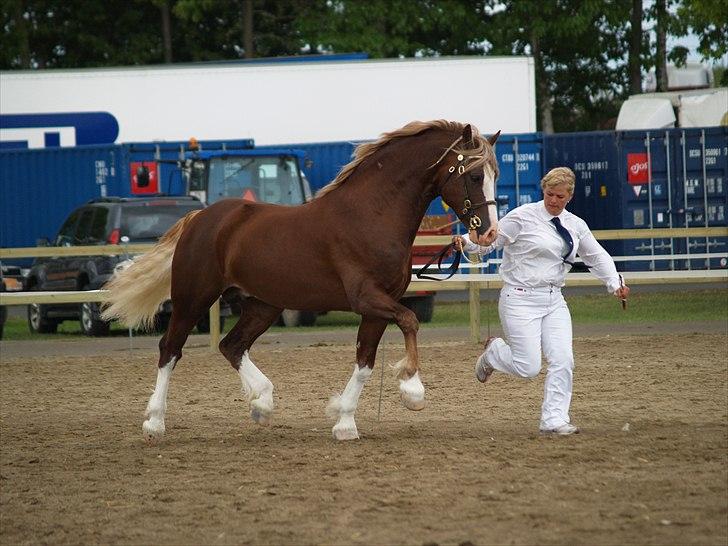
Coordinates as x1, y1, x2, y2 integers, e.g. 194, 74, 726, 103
2, 288, 725, 341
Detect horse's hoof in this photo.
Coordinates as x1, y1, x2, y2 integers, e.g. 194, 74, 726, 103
400, 394, 426, 411
332, 424, 359, 441
250, 399, 273, 425
399, 371, 425, 411
142, 418, 165, 441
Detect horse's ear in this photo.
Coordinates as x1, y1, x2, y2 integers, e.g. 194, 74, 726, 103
462, 124, 474, 146
487, 130, 501, 146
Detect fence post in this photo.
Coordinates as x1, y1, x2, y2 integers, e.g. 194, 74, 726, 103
468, 264, 480, 343
209, 299, 221, 350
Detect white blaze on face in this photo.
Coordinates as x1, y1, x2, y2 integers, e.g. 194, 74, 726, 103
482, 163, 498, 231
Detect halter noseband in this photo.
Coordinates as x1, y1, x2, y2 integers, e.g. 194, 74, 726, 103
441, 152, 497, 232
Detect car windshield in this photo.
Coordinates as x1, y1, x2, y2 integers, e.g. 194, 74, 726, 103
207, 156, 304, 205
120, 203, 201, 242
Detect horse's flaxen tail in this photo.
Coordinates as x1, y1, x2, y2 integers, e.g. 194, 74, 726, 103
101, 210, 202, 330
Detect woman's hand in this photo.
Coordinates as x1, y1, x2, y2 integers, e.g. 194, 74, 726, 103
615, 280, 630, 310
614, 284, 630, 300
452, 235, 465, 252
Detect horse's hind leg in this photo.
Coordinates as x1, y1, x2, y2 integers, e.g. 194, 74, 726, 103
218, 297, 282, 426
142, 314, 199, 441
143, 289, 221, 441
326, 316, 387, 440
142, 352, 176, 441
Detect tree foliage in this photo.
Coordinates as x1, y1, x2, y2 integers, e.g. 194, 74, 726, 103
297, 0, 490, 58
675, 0, 728, 63
0, 0, 166, 68
482, 0, 633, 132
1, 0, 724, 131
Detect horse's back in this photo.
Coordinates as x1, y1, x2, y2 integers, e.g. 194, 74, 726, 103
206, 199, 329, 252
187, 198, 350, 311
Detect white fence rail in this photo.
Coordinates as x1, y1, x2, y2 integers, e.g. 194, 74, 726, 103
2, 227, 727, 347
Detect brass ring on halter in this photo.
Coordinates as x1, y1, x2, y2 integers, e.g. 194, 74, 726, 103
448, 166, 455, 173
458, 165, 465, 175
469, 216, 482, 229
464, 199, 472, 209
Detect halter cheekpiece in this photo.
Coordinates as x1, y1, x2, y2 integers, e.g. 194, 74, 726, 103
442, 152, 497, 232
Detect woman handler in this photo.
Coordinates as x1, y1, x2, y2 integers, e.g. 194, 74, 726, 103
454, 167, 630, 435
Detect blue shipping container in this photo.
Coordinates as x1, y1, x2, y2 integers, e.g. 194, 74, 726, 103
492, 132, 544, 216
544, 127, 728, 271
0, 139, 255, 252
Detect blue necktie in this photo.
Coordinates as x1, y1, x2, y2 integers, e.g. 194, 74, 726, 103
550, 217, 574, 263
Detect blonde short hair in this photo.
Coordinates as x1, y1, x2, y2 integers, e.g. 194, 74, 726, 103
541, 167, 575, 195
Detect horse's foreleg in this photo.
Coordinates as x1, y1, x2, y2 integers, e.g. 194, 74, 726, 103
219, 298, 282, 426
347, 287, 425, 412
327, 317, 386, 440
239, 351, 275, 425
391, 308, 425, 411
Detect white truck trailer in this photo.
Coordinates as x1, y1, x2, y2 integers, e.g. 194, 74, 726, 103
0, 56, 536, 148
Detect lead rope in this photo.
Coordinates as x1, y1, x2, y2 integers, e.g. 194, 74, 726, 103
377, 358, 385, 421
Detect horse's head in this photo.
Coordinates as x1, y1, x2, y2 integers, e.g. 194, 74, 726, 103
435, 124, 500, 247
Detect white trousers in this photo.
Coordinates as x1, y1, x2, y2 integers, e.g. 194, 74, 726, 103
485, 285, 574, 429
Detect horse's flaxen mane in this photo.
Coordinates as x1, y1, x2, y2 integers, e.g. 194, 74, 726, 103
315, 120, 499, 198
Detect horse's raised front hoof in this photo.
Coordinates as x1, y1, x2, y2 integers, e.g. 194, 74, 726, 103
332, 423, 359, 441
142, 418, 165, 442
399, 371, 426, 411
400, 393, 426, 411
250, 398, 273, 425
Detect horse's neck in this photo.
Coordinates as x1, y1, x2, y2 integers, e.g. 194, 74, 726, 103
333, 168, 437, 242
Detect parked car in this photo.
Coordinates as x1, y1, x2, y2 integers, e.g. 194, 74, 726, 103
24, 195, 226, 336
0, 263, 25, 340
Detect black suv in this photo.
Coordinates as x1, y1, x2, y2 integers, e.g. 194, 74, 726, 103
25, 196, 207, 336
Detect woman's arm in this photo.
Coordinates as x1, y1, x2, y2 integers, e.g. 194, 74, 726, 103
453, 233, 496, 254
453, 212, 523, 254
579, 231, 630, 298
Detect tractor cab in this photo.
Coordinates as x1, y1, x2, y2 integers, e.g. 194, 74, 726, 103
184, 149, 313, 206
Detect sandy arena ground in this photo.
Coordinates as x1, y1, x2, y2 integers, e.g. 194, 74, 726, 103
1, 326, 726, 545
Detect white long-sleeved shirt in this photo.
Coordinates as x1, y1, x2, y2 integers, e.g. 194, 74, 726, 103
461, 201, 622, 293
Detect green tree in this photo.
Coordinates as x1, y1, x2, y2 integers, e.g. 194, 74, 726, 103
484, 0, 632, 133
675, 0, 728, 64
173, 0, 317, 60
6, 0, 722, 130
297, 0, 489, 58
628, 0, 644, 95
1, 0, 169, 69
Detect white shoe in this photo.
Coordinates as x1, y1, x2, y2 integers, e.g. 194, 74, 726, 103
475, 336, 496, 383
540, 423, 580, 435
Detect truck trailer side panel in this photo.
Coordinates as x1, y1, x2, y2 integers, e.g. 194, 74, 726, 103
0, 57, 536, 148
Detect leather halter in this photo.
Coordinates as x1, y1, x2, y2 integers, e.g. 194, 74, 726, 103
440, 152, 497, 232
416, 151, 497, 281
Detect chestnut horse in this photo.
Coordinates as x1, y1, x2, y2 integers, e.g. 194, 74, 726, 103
102, 120, 500, 441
